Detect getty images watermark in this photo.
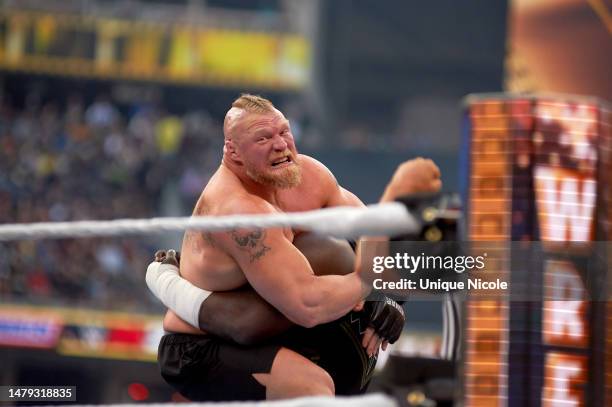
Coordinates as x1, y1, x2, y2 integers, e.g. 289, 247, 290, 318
370, 251, 506, 292
360, 241, 611, 301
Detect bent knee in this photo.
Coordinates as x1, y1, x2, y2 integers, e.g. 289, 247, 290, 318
297, 364, 334, 396
277, 373, 334, 398
255, 348, 334, 399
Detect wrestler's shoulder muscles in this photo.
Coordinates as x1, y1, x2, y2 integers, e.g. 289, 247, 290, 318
193, 197, 211, 216
297, 154, 338, 186
219, 193, 276, 216
297, 154, 327, 169
299, 155, 363, 207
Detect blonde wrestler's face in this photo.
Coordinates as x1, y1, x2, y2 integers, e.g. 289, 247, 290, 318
233, 109, 301, 189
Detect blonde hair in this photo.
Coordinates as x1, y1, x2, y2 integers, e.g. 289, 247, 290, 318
232, 94, 275, 113
224, 94, 277, 140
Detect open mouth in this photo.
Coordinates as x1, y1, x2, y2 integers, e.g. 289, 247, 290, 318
271, 156, 293, 167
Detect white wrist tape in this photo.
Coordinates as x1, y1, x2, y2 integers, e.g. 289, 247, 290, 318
145, 261, 212, 328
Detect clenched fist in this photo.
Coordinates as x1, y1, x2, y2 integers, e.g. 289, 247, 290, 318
381, 158, 442, 202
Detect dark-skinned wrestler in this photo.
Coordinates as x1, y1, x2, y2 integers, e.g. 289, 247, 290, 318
150, 233, 406, 399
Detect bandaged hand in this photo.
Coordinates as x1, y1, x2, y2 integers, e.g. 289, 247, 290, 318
146, 249, 210, 328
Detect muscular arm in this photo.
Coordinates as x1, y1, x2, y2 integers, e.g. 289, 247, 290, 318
197, 287, 291, 344
198, 234, 356, 344
160, 158, 440, 344
217, 200, 366, 328
190, 163, 366, 344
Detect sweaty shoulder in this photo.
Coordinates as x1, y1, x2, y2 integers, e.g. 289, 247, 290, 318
218, 193, 277, 217
294, 154, 363, 208
297, 154, 338, 191
202, 166, 277, 216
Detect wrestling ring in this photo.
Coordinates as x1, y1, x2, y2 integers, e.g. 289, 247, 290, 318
0, 197, 459, 407
2, 94, 610, 406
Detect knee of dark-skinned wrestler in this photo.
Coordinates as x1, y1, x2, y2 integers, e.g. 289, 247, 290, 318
293, 233, 355, 277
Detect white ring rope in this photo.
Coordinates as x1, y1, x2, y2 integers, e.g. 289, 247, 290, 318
0, 202, 419, 242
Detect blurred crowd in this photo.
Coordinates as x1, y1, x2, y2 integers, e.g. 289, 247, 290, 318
0, 90, 224, 311
0, 84, 439, 311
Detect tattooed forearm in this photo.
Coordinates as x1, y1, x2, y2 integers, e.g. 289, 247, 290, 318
231, 229, 271, 262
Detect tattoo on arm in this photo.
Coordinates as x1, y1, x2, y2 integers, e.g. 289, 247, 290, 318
188, 201, 216, 249
185, 231, 203, 253
185, 230, 216, 252
231, 229, 271, 263
203, 231, 216, 248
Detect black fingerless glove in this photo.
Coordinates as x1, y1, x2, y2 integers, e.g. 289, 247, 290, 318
363, 296, 406, 344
